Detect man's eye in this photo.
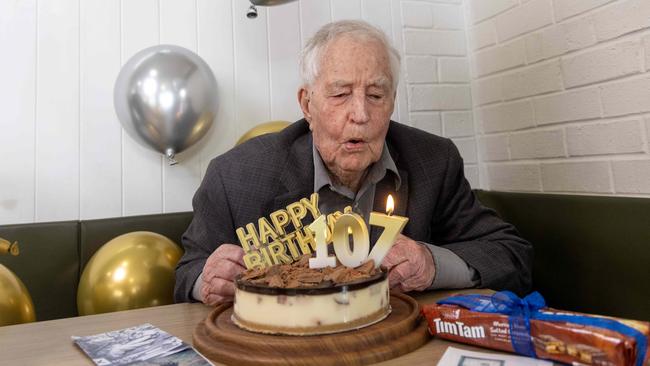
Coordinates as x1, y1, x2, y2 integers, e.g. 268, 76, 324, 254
369, 94, 383, 100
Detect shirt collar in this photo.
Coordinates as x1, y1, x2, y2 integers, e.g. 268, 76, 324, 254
312, 142, 401, 194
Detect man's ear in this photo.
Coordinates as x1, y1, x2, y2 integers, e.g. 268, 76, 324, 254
298, 87, 311, 122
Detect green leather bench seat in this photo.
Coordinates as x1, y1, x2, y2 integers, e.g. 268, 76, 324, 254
0, 212, 192, 321
475, 190, 650, 320
0, 221, 79, 321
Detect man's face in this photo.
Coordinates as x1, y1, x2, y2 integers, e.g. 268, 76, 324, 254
298, 36, 395, 181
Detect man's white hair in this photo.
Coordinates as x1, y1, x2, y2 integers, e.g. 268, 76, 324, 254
299, 20, 401, 92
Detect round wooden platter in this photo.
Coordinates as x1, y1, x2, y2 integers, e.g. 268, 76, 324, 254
193, 293, 430, 366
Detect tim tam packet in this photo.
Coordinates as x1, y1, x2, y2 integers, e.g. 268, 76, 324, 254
422, 292, 649, 366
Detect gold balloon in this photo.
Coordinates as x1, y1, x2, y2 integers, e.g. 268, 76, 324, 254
236, 120, 290, 146
77, 232, 183, 316
0, 264, 36, 326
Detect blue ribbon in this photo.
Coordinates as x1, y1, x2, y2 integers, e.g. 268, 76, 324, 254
438, 291, 647, 366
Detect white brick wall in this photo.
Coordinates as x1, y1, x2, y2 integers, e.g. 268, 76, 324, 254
480, 134, 510, 161
591, 0, 650, 41
501, 60, 563, 100
468, 0, 517, 24
509, 129, 565, 159
488, 163, 542, 191
406, 56, 437, 83
533, 88, 601, 125
439, 57, 470, 82
561, 39, 642, 88
480, 100, 535, 133
452, 137, 478, 163
400, 1, 476, 186
541, 162, 611, 193
473, 76, 502, 106
524, 16, 595, 63
432, 3, 464, 30
612, 160, 650, 193
552, 0, 613, 22
473, 39, 525, 77
494, 0, 553, 42
402, 1, 433, 28
443, 111, 474, 137
404, 30, 467, 55
466, 0, 650, 196
599, 76, 650, 117
566, 119, 645, 156
469, 21, 496, 51
409, 84, 472, 110
410, 112, 442, 135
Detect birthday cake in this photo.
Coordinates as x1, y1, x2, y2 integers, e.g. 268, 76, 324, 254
232, 256, 391, 335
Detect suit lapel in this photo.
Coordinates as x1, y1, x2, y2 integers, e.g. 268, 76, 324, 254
370, 168, 409, 246
269, 132, 316, 218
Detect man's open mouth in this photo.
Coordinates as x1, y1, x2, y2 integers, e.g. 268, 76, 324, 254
344, 138, 366, 150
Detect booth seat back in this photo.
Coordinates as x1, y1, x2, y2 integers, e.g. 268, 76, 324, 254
2, 191, 649, 322
0, 221, 79, 321
0, 212, 192, 322
475, 190, 650, 320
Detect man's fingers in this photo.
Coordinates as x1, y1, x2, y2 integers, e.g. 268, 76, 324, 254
203, 293, 232, 306
388, 262, 409, 288
207, 244, 246, 267
381, 245, 404, 268
201, 277, 236, 304
217, 262, 245, 281
203, 259, 245, 283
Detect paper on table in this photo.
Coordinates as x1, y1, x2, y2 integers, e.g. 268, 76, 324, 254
72, 323, 212, 366
437, 347, 553, 366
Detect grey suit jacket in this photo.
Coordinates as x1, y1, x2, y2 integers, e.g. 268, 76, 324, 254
174, 120, 533, 302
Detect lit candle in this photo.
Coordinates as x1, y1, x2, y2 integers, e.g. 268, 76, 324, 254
368, 195, 409, 268
308, 215, 336, 268
332, 213, 369, 268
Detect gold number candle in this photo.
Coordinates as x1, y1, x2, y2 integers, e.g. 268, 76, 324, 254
332, 213, 370, 268
368, 195, 409, 267
308, 215, 336, 268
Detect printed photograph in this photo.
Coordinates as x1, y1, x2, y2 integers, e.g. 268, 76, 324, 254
73, 323, 189, 365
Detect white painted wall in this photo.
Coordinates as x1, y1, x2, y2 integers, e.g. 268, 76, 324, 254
0, 0, 473, 225
466, 0, 650, 196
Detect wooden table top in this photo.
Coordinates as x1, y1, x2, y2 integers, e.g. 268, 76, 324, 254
0, 289, 497, 365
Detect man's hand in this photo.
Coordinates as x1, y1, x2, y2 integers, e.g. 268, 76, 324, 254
200, 244, 246, 305
381, 234, 435, 292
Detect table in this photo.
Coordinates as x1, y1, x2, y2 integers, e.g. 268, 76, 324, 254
0, 289, 497, 365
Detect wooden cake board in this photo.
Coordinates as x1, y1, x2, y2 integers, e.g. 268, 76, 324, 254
193, 292, 430, 366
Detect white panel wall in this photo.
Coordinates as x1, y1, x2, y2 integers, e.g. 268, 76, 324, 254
121, 0, 163, 217
0, 0, 432, 225
36, 0, 80, 222
80, 0, 121, 220
0, 0, 37, 225
468, 0, 650, 197
160, 0, 201, 214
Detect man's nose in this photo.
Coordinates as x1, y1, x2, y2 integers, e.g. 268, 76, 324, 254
349, 94, 370, 123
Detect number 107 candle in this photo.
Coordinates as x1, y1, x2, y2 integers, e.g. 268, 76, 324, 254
308, 194, 408, 269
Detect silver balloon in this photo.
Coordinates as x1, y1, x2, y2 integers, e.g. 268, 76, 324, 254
114, 45, 217, 165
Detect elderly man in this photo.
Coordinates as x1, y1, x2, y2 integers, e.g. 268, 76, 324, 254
174, 20, 532, 305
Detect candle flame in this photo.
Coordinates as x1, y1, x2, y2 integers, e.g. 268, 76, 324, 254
386, 194, 394, 216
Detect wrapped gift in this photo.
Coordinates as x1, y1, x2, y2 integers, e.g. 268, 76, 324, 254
421, 292, 649, 366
